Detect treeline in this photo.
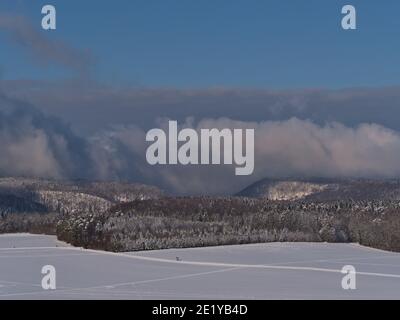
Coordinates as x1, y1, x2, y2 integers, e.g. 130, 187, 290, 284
0, 212, 57, 235
55, 197, 400, 252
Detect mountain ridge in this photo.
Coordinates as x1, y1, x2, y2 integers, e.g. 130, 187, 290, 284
236, 177, 400, 201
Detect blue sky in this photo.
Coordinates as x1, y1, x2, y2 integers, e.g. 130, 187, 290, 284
1, 0, 400, 88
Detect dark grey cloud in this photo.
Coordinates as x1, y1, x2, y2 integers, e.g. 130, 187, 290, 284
0, 14, 93, 74
2, 82, 400, 134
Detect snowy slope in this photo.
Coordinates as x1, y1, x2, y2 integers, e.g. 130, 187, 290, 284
0, 234, 400, 299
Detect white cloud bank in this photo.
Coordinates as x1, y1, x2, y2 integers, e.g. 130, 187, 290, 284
88, 117, 400, 194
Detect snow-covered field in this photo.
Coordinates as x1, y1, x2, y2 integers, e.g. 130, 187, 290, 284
0, 234, 400, 299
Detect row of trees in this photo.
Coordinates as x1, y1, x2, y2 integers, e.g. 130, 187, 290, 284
1, 196, 399, 252
55, 197, 400, 252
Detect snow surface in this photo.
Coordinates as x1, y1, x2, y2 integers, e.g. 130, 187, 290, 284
0, 234, 399, 299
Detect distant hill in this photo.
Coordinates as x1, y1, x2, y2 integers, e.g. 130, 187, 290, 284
236, 178, 400, 201
0, 177, 164, 214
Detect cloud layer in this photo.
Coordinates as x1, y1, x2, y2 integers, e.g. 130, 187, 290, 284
2, 81, 400, 195
0, 91, 92, 180
3, 82, 400, 134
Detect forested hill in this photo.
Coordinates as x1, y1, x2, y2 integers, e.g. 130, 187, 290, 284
0, 177, 164, 215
